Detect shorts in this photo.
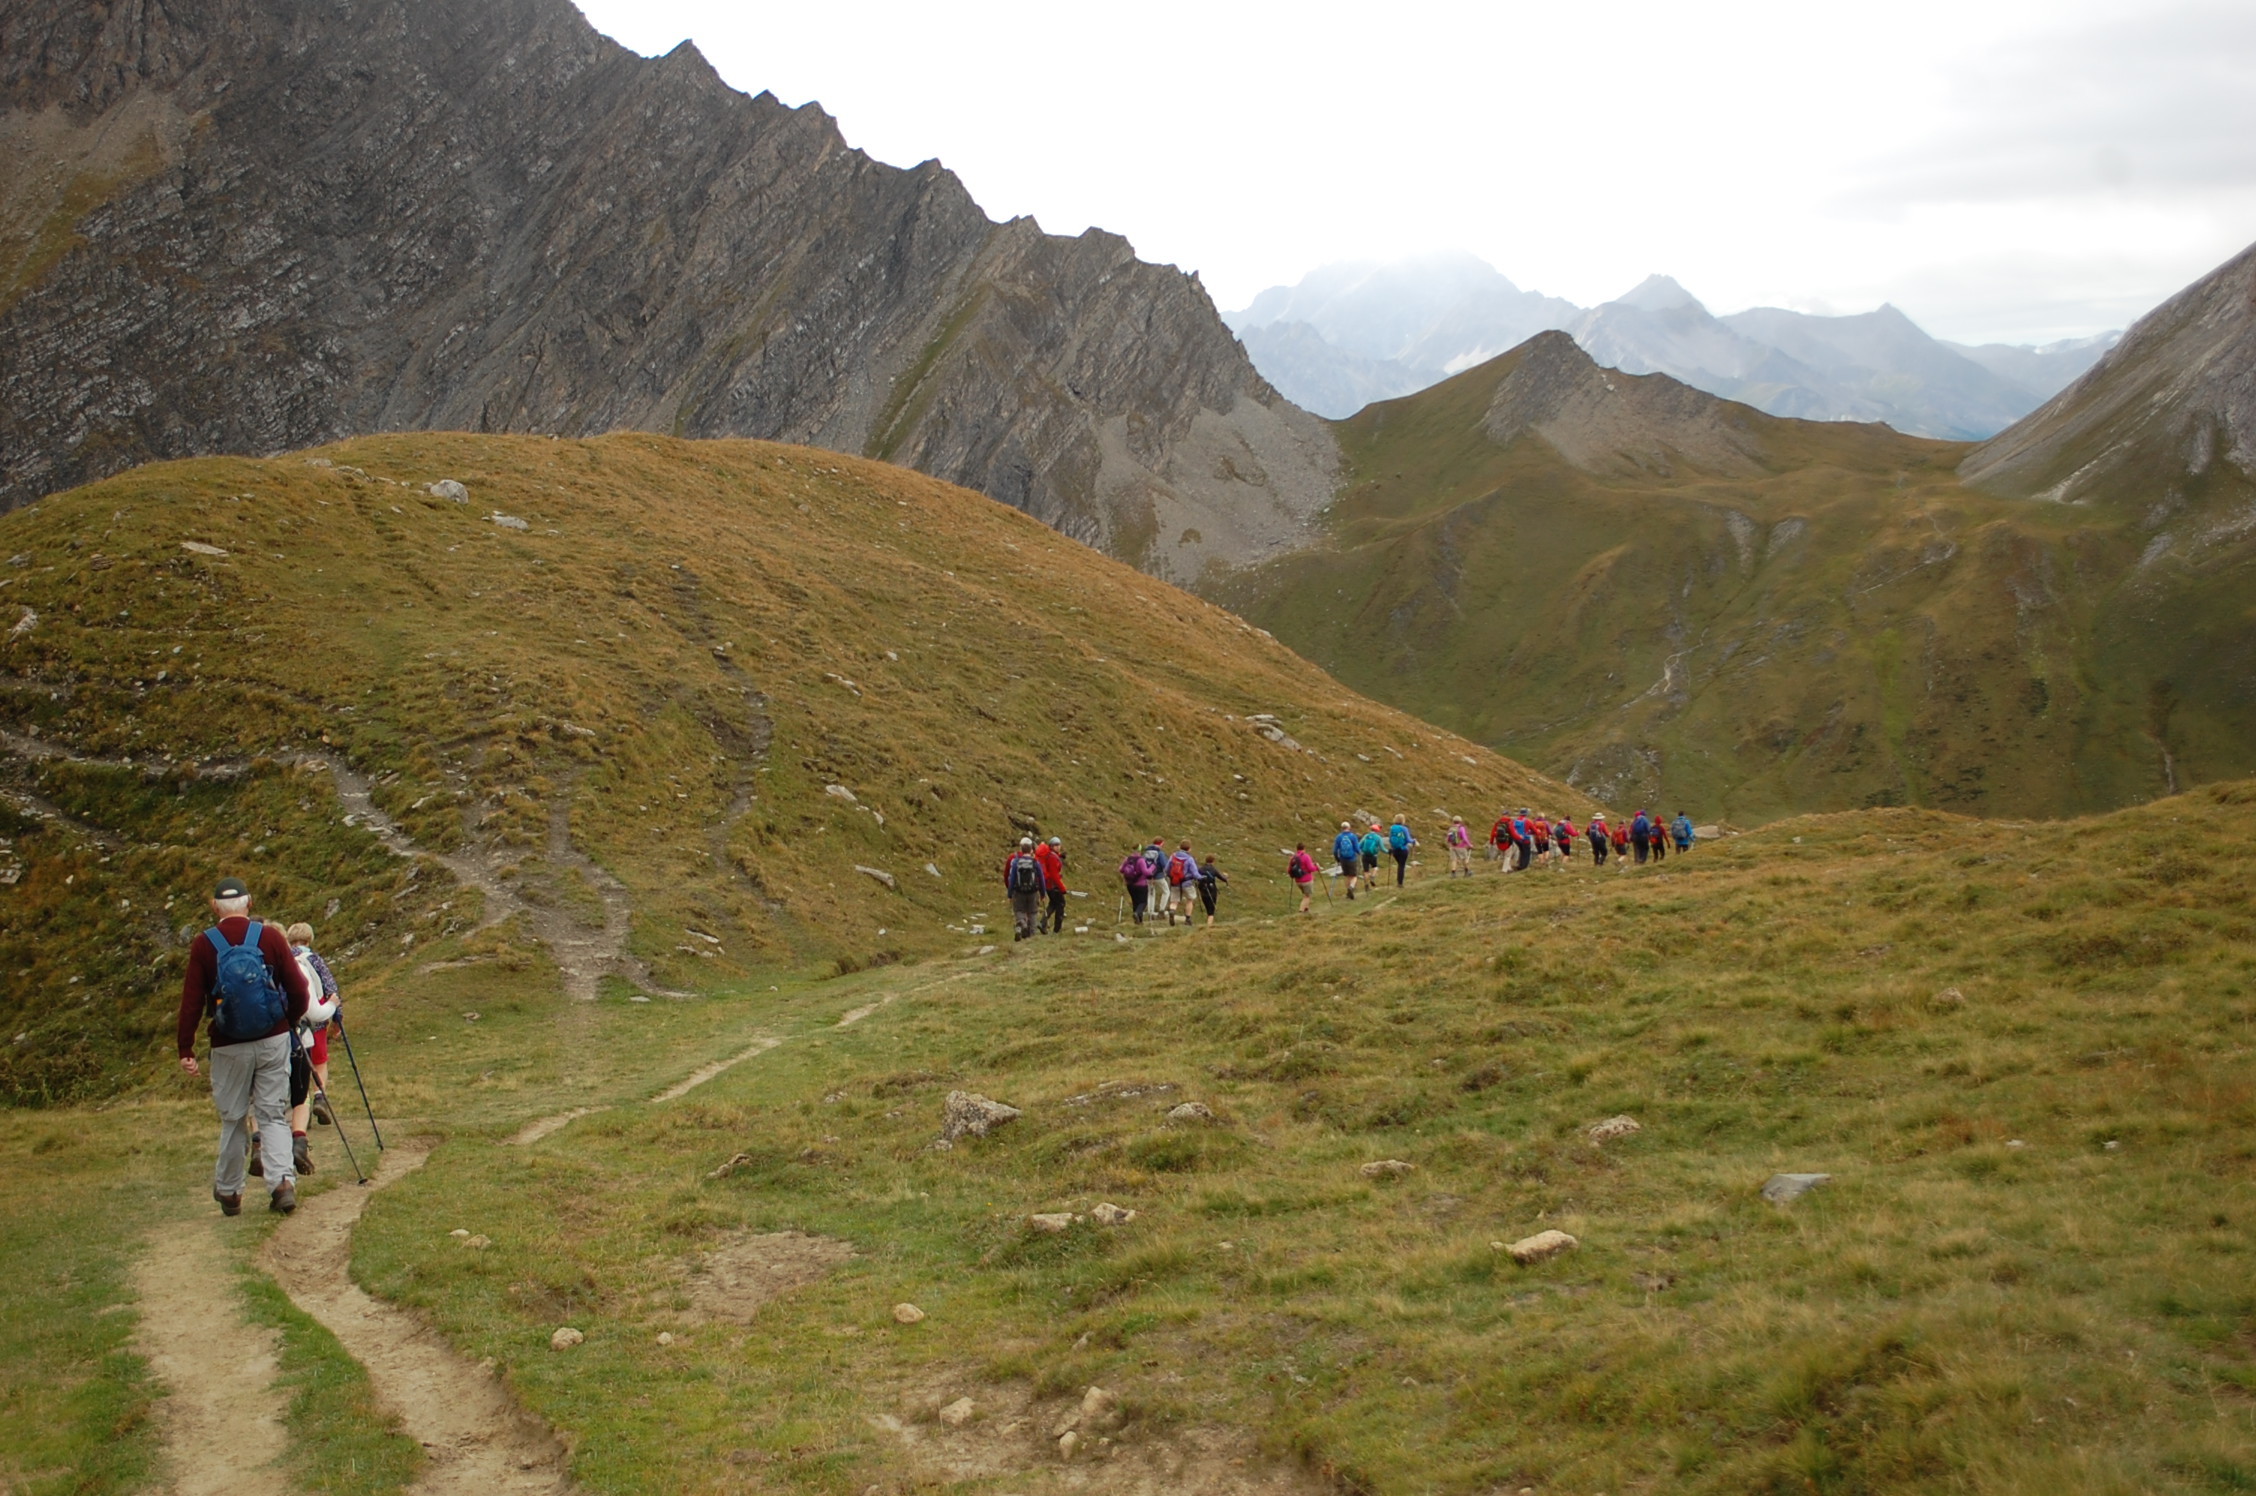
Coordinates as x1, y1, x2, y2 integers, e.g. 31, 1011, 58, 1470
1361, 853, 1378, 873
304, 1025, 330, 1066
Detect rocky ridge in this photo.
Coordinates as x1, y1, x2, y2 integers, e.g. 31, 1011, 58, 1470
0, 0, 1333, 580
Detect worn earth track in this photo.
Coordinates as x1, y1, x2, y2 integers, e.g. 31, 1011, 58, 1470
132, 1218, 293, 1496
258, 1144, 579, 1495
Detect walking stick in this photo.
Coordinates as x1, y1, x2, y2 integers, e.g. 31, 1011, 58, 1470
332, 1010, 384, 1150
294, 1028, 368, 1185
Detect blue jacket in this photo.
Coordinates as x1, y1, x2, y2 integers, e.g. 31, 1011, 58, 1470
1332, 830, 1362, 863
1673, 815, 1695, 845
1631, 814, 1651, 842
1388, 822, 1412, 852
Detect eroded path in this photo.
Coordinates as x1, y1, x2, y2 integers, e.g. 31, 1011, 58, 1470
132, 1219, 292, 1496
259, 1144, 578, 1495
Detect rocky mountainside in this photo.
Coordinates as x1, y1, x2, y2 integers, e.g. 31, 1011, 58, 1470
1959, 239, 2256, 519
1216, 324, 2256, 821
0, 0, 1333, 581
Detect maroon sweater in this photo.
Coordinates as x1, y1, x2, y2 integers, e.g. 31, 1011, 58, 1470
177, 916, 312, 1057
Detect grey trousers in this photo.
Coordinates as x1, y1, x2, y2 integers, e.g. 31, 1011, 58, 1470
211, 1032, 294, 1197
1010, 890, 1042, 939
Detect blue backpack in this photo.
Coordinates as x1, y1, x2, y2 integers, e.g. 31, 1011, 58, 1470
207, 921, 287, 1042
1388, 823, 1411, 852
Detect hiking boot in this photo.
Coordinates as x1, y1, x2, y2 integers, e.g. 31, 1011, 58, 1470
213, 1187, 242, 1217
269, 1180, 297, 1214
247, 1145, 264, 1179
293, 1135, 314, 1175
311, 1099, 332, 1126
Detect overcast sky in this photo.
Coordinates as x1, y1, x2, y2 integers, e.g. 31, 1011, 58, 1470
571, 0, 2256, 345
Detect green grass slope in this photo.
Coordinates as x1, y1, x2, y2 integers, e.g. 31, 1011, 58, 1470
16, 779, 2250, 1496
0, 432, 1577, 1102
1215, 335, 2256, 824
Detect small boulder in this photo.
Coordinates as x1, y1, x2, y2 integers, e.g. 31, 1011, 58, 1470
1586, 1115, 1641, 1143
1930, 986, 1967, 1009
427, 479, 469, 502
449, 1228, 471, 1238
1090, 1202, 1136, 1226
1167, 1101, 1216, 1125
825, 784, 858, 803
854, 865, 896, 890
488, 512, 529, 530
1360, 1159, 1415, 1180
461, 1234, 491, 1249
1080, 1385, 1119, 1427
1057, 1430, 1081, 1460
891, 1302, 926, 1324
180, 540, 228, 557
550, 1327, 584, 1350
1761, 1172, 1831, 1204
1505, 1230, 1578, 1265
942, 1090, 1022, 1141
1028, 1212, 1075, 1234
656, 1331, 675, 1346
938, 1397, 975, 1429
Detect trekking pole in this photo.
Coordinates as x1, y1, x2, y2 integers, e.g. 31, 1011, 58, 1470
332, 1010, 385, 1151
294, 1028, 368, 1185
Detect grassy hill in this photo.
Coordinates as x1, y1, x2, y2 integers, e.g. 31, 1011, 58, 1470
6, 778, 2253, 1495
1213, 334, 2256, 824
0, 432, 1576, 1103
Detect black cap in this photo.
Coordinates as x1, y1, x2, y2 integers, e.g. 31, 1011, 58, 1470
213, 876, 249, 898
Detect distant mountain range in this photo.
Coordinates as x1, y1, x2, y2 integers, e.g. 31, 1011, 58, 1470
1216, 241, 2256, 821
1227, 255, 2118, 438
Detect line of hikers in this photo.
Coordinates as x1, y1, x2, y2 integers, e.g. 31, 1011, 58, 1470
1283, 809, 1696, 910
1001, 835, 1233, 934
176, 876, 347, 1216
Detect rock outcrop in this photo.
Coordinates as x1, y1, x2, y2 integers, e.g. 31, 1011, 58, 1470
0, 0, 1334, 578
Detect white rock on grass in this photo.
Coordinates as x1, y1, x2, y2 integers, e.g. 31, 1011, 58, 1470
1057, 1430, 1081, 1460
1167, 1102, 1216, 1124
1028, 1212, 1075, 1234
1359, 1159, 1415, 1179
550, 1327, 584, 1350
1505, 1230, 1578, 1265
942, 1091, 1021, 1141
1761, 1173, 1832, 1203
825, 783, 858, 802
938, 1397, 975, 1428
427, 479, 468, 502
488, 512, 529, 530
1081, 1385, 1118, 1423
891, 1302, 926, 1324
1586, 1115, 1641, 1143
854, 865, 896, 890
1090, 1202, 1136, 1226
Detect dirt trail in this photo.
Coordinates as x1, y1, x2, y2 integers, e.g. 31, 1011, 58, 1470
133, 1219, 293, 1496
259, 1144, 578, 1495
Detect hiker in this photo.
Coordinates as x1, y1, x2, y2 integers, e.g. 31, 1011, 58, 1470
1332, 822, 1362, 900
1588, 816, 1610, 867
1360, 824, 1383, 890
1672, 812, 1696, 852
1651, 825, 1668, 863
1446, 816, 1474, 877
282, 922, 340, 1176
1196, 854, 1228, 925
1143, 837, 1172, 922
1004, 836, 1044, 940
1167, 841, 1201, 926
1489, 814, 1513, 870
1630, 810, 1652, 864
1553, 815, 1577, 867
1509, 811, 1534, 872
1036, 837, 1068, 934
1387, 815, 1414, 886
1611, 818, 1632, 868
1287, 843, 1317, 914
1118, 844, 1152, 924
178, 877, 313, 1216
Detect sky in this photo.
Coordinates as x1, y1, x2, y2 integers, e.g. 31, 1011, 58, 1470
570, 0, 2256, 345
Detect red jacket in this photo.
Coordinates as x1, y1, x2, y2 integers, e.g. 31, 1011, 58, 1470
1034, 843, 1065, 892
177, 916, 313, 1057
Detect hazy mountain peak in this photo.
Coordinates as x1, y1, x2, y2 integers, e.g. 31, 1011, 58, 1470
1612, 275, 1705, 314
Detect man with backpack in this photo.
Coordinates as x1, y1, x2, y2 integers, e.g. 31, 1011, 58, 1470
1035, 837, 1068, 934
1672, 813, 1696, 852
1287, 842, 1318, 914
1003, 837, 1045, 941
1143, 837, 1172, 923
1587, 815, 1610, 867
1387, 816, 1415, 886
1445, 816, 1474, 876
1630, 810, 1653, 864
177, 877, 313, 1216
1118, 844, 1153, 925
1166, 842, 1201, 926
1332, 822, 1362, 900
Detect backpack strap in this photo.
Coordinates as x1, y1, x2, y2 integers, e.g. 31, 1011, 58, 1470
242, 919, 262, 948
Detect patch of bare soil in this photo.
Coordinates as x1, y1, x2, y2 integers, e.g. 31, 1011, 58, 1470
132, 1219, 292, 1496
686, 1231, 856, 1325
870, 1379, 1321, 1496
259, 1144, 578, 1494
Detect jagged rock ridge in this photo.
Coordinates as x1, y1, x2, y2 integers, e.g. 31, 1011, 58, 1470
0, 0, 1334, 579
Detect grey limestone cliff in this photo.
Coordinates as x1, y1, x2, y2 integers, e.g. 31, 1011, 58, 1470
0, 0, 1334, 579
